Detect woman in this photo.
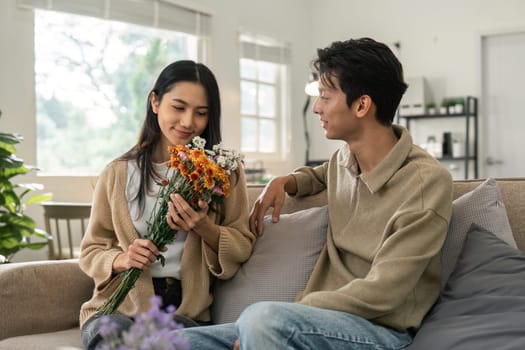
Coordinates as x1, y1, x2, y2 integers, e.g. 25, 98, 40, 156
79, 60, 255, 349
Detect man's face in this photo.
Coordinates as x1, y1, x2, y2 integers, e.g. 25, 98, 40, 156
312, 77, 358, 143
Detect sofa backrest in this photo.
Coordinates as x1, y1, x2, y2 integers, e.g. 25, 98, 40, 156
452, 178, 525, 250
0, 259, 93, 340
247, 177, 525, 251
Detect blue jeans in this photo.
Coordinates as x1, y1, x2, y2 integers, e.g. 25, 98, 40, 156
81, 313, 133, 350
181, 301, 413, 350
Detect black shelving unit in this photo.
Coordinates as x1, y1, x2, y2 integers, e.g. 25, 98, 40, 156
398, 96, 478, 179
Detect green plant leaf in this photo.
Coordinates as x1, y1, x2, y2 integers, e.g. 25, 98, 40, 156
0, 164, 27, 179
24, 192, 53, 206
0, 128, 50, 261
0, 132, 23, 145
0, 190, 20, 213
17, 183, 45, 200
18, 215, 37, 232
0, 154, 25, 169
0, 237, 22, 257
0, 225, 23, 241
0, 236, 20, 249
0, 147, 14, 158
34, 227, 52, 240
20, 241, 49, 250
0, 225, 24, 257
24, 164, 40, 172
0, 213, 36, 231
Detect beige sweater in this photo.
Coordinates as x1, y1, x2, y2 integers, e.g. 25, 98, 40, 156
294, 125, 453, 332
79, 160, 255, 327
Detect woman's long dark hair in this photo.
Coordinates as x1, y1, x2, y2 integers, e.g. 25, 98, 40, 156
119, 60, 222, 212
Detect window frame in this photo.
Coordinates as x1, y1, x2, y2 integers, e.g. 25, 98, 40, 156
239, 33, 290, 162
19, 0, 211, 176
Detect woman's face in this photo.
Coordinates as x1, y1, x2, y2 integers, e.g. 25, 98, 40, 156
151, 81, 209, 153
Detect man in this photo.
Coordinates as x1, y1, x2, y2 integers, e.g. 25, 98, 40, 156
182, 37, 453, 350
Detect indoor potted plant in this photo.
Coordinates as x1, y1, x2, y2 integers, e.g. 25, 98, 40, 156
0, 110, 52, 263
426, 102, 437, 114
439, 99, 449, 114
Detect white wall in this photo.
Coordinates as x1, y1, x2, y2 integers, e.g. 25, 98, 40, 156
309, 0, 525, 171
3, 0, 525, 261
311, 0, 525, 98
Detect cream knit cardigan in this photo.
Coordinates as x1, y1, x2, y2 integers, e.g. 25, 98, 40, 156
79, 160, 255, 327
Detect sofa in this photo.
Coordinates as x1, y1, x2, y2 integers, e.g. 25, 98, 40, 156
1, 178, 524, 350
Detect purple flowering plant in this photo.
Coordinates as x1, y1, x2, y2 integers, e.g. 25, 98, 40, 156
96, 296, 189, 350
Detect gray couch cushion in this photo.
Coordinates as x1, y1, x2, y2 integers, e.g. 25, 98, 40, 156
440, 177, 516, 288
407, 224, 525, 350
211, 205, 328, 324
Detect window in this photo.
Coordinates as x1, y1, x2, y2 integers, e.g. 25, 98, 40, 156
18, 0, 210, 175
239, 34, 290, 158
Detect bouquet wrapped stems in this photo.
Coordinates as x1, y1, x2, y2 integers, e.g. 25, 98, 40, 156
96, 198, 173, 316
96, 268, 143, 315
96, 176, 185, 315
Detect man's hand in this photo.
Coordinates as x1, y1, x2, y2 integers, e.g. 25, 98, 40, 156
249, 175, 297, 235
233, 339, 240, 350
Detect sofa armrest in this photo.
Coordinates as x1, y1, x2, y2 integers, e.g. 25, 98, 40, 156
0, 259, 93, 340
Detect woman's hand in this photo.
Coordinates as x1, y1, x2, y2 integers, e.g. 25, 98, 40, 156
167, 193, 210, 232
113, 238, 161, 273
167, 193, 220, 251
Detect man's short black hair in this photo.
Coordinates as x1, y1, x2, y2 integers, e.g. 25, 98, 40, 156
313, 37, 408, 126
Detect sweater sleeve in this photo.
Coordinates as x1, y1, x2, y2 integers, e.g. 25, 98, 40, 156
78, 161, 129, 289
203, 162, 256, 279
291, 162, 329, 196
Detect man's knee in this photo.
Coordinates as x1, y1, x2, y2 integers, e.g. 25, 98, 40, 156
237, 301, 287, 335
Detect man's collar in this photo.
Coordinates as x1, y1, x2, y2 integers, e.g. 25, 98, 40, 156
339, 125, 412, 193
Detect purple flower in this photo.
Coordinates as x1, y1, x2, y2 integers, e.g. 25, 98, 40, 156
97, 296, 188, 350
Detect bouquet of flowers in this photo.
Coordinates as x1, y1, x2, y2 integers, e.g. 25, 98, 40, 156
97, 296, 188, 350
96, 136, 242, 315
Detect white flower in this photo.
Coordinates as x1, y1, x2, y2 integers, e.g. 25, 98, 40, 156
191, 136, 206, 149
212, 143, 223, 153
216, 155, 228, 168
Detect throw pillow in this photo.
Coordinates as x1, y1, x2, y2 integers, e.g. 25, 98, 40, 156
211, 205, 328, 324
407, 224, 525, 350
440, 177, 516, 289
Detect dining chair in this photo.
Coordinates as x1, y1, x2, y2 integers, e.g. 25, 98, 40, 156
41, 202, 92, 260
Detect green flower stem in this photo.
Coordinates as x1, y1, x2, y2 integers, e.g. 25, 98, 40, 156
96, 185, 177, 315
96, 267, 143, 315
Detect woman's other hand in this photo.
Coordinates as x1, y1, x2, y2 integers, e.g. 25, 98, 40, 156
113, 238, 160, 273
167, 193, 220, 251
